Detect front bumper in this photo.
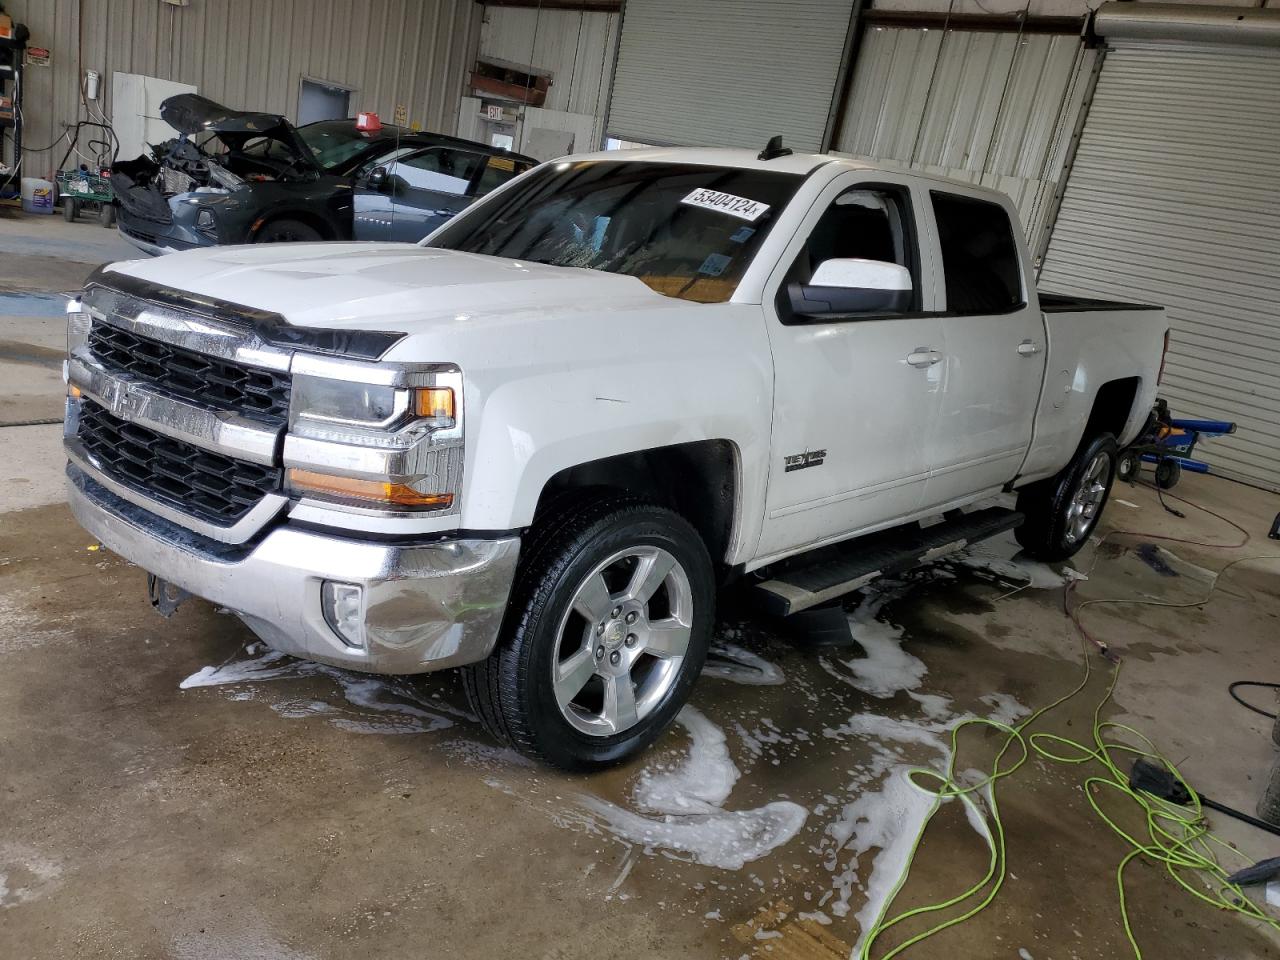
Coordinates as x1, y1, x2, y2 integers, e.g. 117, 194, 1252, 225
116, 205, 215, 257
67, 464, 520, 675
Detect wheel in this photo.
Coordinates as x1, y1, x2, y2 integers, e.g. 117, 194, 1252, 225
1015, 433, 1118, 562
1116, 450, 1140, 484
1259, 755, 1280, 827
254, 218, 322, 243
99, 202, 116, 228
62, 198, 78, 222
1155, 458, 1182, 490
462, 494, 714, 771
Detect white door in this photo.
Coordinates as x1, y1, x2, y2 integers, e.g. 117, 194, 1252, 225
922, 189, 1045, 507
756, 173, 945, 562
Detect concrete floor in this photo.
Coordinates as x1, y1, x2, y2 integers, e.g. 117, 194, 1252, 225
3, 210, 1280, 960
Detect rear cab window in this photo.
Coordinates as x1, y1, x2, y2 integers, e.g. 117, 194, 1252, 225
930, 192, 1025, 315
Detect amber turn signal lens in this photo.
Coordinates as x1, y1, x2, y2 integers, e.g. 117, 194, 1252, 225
287, 468, 453, 509
68, 384, 83, 398
414, 387, 454, 421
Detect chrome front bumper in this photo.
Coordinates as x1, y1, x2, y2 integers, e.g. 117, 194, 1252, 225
67, 464, 520, 674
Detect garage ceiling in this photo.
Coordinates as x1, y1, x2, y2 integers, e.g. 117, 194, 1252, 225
606, 0, 856, 151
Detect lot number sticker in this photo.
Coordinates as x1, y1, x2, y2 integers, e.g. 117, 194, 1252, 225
681, 188, 770, 222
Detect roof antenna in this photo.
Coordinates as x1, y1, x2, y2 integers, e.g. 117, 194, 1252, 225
758, 135, 792, 161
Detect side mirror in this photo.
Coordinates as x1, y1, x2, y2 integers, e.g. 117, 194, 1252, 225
366, 166, 389, 191
788, 258, 913, 318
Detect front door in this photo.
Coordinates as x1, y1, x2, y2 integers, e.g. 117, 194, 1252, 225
921, 190, 1045, 507
756, 174, 945, 562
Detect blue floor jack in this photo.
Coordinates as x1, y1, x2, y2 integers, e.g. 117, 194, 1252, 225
1116, 398, 1237, 491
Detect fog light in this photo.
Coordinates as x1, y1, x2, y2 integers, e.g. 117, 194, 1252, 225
322, 581, 365, 648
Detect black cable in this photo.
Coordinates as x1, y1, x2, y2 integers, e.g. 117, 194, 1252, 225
1228, 681, 1280, 721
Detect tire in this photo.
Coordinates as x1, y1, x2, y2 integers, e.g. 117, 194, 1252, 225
99, 203, 116, 228
1273, 711, 1280, 749
62, 198, 78, 222
1015, 433, 1119, 562
1155, 458, 1182, 490
1259, 755, 1280, 828
1116, 450, 1139, 484
254, 218, 323, 243
462, 494, 715, 771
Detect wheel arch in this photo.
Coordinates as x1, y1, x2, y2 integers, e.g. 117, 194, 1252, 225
250, 207, 337, 241
532, 439, 741, 571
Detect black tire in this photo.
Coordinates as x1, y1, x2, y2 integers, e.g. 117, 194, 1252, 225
1015, 433, 1118, 562
99, 203, 116, 228
1155, 458, 1182, 490
1259, 756, 1280, 828
462, 494, 715, 771
1273, 711, 1280, 749
1116, 450, 1139, 484
254, 218, 323, 243
62, 198, 78, 222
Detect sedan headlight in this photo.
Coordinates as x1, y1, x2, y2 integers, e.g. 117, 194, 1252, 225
194, 207, 219, 240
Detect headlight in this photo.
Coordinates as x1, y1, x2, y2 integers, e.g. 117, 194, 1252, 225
194, 207, 218, 240
285, 365, 463, 515
66, 298, 91, 355
290, 376, 406, 428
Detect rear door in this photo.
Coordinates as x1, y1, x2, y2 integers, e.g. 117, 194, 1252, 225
921, 190, 1046, 506
756, 173, 945, 561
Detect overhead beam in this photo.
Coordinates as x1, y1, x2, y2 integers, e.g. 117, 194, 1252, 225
862, 10, 1086, 35
481, 0, 624, 12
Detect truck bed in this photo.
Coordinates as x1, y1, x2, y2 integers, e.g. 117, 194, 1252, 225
1039, 290, 1162, 313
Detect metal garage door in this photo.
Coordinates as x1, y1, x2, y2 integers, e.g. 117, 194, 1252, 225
606, 0, 856, 151
1039, 39, 1280, 490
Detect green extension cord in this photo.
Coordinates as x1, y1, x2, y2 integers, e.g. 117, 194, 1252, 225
857, 557, 1280, 960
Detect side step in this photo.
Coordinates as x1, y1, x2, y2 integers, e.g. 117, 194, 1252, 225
754, 507, 1024, 616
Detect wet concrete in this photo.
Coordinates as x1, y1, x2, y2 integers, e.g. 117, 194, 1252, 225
3, 211, 1280, 959
3, 478, 1280, 960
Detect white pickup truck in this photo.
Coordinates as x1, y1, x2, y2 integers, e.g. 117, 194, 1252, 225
64, 146, 1167, 768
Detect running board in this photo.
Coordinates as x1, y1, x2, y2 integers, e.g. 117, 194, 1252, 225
754, 507, 1024, 616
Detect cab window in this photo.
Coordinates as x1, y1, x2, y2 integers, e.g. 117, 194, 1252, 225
930, 192, 1024, 315
776, 186, 920, 323
475, 155, 533, 197
393, 148, 482, 196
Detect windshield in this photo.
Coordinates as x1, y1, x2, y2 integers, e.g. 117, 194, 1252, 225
296, 121, 397, 172
428, 161, 803, 303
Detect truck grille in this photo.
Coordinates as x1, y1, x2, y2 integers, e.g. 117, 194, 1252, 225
77, 400, 282, 526
88, 323, 291, 424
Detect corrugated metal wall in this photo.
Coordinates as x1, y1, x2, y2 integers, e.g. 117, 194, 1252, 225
478, 5, 620, 119
835, 25, 1094, 246
6, 0, 481, 177
1040, 41, 1280, 490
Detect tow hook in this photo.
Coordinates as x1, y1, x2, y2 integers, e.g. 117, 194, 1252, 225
147, 574, 191, 618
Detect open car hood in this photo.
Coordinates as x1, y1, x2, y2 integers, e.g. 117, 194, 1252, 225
158, 94, 321, 173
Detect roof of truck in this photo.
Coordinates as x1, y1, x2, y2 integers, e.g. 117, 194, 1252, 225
560, 146, 1011, 200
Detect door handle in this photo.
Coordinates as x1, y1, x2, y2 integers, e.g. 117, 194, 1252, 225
906, 348, 942, 368
1017, 340, 1042, 356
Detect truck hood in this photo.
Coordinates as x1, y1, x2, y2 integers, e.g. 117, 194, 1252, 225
99, 243, 684, 334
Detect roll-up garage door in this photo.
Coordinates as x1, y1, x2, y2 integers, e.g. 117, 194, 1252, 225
606, 0, 855, 150
1039, 39, 1280, 490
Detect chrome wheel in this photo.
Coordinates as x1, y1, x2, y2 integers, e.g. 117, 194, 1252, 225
551, 545, 694, 737
1064, 451, 1111, 545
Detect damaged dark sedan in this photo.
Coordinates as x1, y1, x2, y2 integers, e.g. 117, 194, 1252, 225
111, 94, 534, 255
